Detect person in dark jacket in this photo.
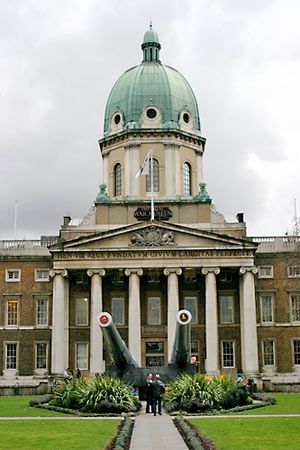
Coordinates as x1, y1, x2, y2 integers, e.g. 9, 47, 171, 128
152, 374, 165, 416
145, 372, 153, 413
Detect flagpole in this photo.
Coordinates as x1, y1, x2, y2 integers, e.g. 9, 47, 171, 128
13, 201, 18, 240
150, 148, 154, 221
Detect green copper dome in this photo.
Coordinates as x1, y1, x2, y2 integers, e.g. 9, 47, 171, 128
103, 27, 201, 137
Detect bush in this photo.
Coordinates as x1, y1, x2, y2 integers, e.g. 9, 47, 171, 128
51, 375, 141, 414
106, 417, 133, 450
219, 382, 250, 409
164, 374, 251, 413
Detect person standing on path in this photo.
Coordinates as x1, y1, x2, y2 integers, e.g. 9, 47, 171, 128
152, 374, 165, 416
145, 372, 153, 413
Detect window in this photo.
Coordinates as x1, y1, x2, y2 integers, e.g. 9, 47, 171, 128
146, 108, 157, 119
147, 270, 160, 283
147, 297, 161, 324
75, 298, 89, 326
146, 159, 159, 192
183, 268, 197, 283
111, 297, 125, 325
222, 341, 235, 368
75, 272, 89, 284
263, 340, 275, 366
35, 269, 50, 282
183, 162, 192, 195
260, 295, 273, 323
76, 342, 88, 370
6, 300, 18, 326
5, 343, 17, 369
220, 296, 234, 324
145, 341, 165, 367
114, 163, 121, 196
219, 269, 233, 283
258, 266, 273, 279
293, 340, 300, 366
291, 295, 300, 322
36, 299, 48, 326
5, 269, 21, 282
111, 270, 124, 284
288, 266, 300, 278
35, 343, 48, 370
184, 296, 198, 323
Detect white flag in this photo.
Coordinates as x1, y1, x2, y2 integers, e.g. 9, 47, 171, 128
136, 152, 151, 178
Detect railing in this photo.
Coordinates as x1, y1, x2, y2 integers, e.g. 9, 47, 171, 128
250, 236, 300, 252
0, 238, 59, 255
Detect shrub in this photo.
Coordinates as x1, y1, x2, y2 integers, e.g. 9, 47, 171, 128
164, 374, 223, 413
164, 374, 251, 413
51, 375, 141, 414
219, 379, 250, 409
106, 417, 133, 450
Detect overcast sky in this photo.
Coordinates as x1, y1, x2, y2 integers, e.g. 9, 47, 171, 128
1, 0, 300, 240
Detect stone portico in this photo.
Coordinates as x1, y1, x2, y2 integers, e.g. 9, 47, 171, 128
50, 221, 259, 380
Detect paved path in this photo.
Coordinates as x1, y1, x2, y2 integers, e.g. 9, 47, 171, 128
129, 413, 187, 450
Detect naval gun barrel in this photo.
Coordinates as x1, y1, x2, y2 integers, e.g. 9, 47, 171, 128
170, 309, 192, 367
97, 312, 138, 369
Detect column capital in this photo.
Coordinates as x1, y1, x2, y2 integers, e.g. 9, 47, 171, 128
163, 267, 182, 276
49, 269, 68, 278
239, 266, 258, 275
201, 267, 220, 276
87, 269, 106, 277
125, 268, 143, 277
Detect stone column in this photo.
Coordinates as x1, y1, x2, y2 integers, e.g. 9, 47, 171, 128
202, 267, 220, 375
50, 269, 69, 376
87, 269, 106, 375
164, 268, 182, 360
239, 267, 259, 376
125, 269, 143, 365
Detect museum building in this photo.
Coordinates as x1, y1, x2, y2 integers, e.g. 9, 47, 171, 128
0, 26, 299, 393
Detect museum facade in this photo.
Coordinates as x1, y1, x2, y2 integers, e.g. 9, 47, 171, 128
0, 26, 299, 392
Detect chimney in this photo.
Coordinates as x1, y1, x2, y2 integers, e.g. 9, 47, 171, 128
63, 216, 71, 226
236, 212, 244, 223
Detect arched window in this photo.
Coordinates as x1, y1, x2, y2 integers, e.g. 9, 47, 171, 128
114, 163, 121, 196
183, 162, 192, 195
146, 159, 159, 192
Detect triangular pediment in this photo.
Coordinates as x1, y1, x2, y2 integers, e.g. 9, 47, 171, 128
50, 221, 257, 253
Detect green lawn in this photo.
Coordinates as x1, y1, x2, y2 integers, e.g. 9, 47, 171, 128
189, 393, 300, 450
0, 419, 119, 450
0, 396, 120, 449
189, 417, 300, 450
0, 396, 66, 417
234, 393, 300, 415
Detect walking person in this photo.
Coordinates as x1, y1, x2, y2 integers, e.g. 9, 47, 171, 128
145, 373, 153, 413
152, 374, 165, 416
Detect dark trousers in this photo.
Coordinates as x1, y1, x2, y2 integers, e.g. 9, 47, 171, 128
146, 396, 152, 413
152, 397, 162, 415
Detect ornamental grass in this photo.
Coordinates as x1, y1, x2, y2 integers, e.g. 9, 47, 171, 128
164, 374, 250, 413
50, 375, 141, 414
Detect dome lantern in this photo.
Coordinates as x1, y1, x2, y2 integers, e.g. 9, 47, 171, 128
141, 23, 161, 63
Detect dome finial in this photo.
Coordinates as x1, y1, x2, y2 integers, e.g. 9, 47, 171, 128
149, 20, 152, 30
